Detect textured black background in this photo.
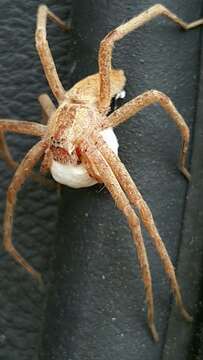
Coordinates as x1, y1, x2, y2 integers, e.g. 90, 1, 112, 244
0, 1, 202, 360
0, 1, 72, 359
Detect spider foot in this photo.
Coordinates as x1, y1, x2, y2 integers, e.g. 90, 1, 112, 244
180, 307, 193, 323
148, 322, 159, 342
180, 166, 191, 182
33, 270, 45, 292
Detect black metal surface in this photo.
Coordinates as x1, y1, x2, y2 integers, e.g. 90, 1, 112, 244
39, 1, 203, 360
0, 1, 72, 359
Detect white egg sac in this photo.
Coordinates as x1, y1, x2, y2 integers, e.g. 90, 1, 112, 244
50, 128, 119, 189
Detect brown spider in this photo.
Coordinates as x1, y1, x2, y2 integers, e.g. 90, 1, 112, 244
0, 4, 202, 342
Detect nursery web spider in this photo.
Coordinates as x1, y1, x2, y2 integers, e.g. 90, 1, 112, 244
0, 4, 202, 341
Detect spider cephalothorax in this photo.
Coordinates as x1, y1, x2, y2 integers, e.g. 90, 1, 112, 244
42, 97, 120, 186
1, 3, 202, 341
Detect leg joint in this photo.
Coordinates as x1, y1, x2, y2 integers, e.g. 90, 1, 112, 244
149, 89, 169, 103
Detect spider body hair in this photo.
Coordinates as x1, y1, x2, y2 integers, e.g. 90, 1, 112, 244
41, 72, 125, 186
1, 3, 203, 341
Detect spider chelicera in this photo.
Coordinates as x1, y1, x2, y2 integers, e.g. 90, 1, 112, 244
0, 4, 202, 341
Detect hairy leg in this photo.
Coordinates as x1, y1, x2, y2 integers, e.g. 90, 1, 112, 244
98, 4, 203, 113
38, 93, 56, 124
0, 119, 46, 136
0, 118, 45, 171
3, 140, 47, 285
0, 119, 55, 188
36, 5, 70, 102
94, 133, 192, 322
0, 131, 18, 170
82, 140, 159, 341
102, 90, 191, 180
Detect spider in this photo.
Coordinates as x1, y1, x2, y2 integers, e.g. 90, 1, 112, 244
0, 4, 202, 342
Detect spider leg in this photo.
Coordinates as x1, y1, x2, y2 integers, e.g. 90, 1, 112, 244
0, 119, 45, 169
0, 131, 18, 171
98, 4, 203, 113
37, 94, 58, 184
0, 119, 46, 136
38, 93, 56, 125
0, 119, 55, 188
36, 5, 70, 102
101, 90, 191, 181
82, 139, 159, 342
94, 133, 192, 323
3, 140, 47, 286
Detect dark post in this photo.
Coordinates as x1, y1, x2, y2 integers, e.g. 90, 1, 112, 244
40, 1, 203, 359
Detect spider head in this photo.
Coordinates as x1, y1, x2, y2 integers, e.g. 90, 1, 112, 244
47, 99, 98, 165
